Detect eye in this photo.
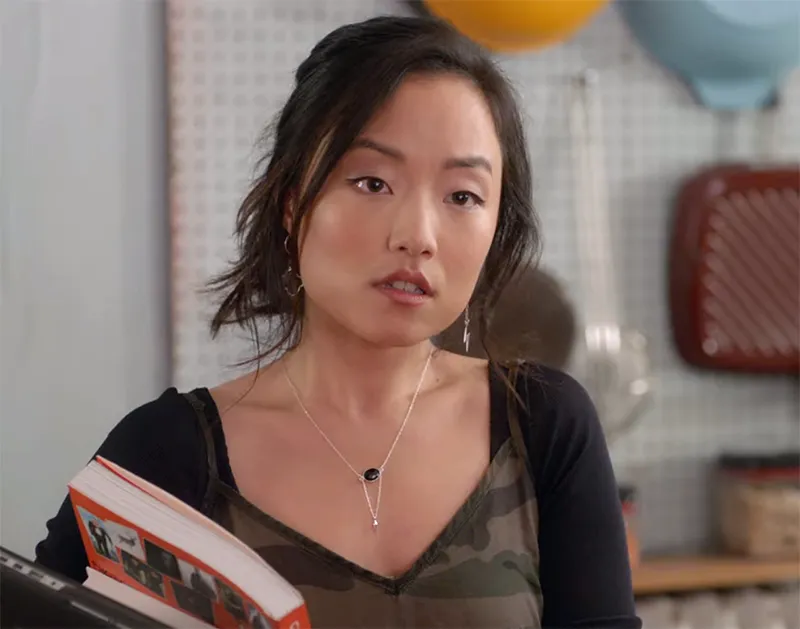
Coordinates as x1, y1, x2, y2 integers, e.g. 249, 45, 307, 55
447, 190, 485, 209
350, 177, 391, 195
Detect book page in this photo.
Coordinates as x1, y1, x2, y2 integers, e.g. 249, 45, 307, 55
95, 457, 266, 566
69, 474, 309, 629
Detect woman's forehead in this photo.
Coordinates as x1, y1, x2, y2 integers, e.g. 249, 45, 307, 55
352, 75, 502, 168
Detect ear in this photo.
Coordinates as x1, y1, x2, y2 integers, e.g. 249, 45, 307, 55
282, 204, 293, 235
282, 189, 298, 234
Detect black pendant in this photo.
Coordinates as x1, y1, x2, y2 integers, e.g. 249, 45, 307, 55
363, 468, 381, 483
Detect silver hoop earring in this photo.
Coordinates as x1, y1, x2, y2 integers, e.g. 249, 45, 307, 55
463, 306, 471, 353
283, 235, 304, 297
284, 267, 304, 298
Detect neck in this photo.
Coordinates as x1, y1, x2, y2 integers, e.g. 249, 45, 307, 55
281, 318, 435, 423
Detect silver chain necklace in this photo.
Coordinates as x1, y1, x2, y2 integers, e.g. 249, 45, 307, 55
282, 348, 433, 530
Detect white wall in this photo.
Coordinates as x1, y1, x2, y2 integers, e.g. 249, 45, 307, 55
1, 0, 171, 557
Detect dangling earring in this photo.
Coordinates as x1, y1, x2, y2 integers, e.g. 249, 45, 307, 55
283, 235, 304, 297
463, 305, 471, 353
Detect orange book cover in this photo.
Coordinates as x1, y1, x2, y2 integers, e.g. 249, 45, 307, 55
68, 467, 310, 629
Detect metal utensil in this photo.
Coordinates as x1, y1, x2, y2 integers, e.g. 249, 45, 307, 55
567, 69, 653, 442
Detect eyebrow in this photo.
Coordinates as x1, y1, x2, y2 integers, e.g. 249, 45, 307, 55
350, 137, 493, 175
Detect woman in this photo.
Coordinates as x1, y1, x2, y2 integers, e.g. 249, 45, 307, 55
35, 14, 640, 629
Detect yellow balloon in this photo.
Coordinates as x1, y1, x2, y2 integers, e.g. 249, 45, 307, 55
423, 0, 609, 52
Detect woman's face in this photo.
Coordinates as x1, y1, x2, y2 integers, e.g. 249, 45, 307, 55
296, 73, 503, 347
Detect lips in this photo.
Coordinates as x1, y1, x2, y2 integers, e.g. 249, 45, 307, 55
385, 280, 425, 295
375, 270, 433, 296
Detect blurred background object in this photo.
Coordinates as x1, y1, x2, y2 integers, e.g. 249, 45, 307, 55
620, 484, 642, 568
617, 0, 800, 111
565, 68, 653, 443
717, 451, 800, 559
668, 164, 799, 373
409, 0, 610, 52
435, 264, 577, 370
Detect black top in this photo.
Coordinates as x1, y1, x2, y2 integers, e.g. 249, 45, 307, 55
34, 364, 641, 628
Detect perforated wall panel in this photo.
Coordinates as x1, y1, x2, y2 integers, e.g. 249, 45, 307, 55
166, 0, 800, 552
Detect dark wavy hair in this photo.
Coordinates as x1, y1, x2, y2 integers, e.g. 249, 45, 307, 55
208, 14, 541, 371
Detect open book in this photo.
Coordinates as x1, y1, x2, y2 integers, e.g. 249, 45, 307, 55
69, 456, 310, 629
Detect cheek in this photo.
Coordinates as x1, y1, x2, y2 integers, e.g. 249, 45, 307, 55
442, 217, 497, 286
298, 197, 375, 276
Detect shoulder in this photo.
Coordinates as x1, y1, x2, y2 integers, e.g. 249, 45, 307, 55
93, 387, 215, 504
33, 387, 217, 582
504, 361, 599, 434
104, 387, 205, 451
501, 362, 611, 505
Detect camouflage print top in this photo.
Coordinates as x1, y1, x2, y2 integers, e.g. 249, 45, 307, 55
35, 364, 640, 629
184, 366, 542, 628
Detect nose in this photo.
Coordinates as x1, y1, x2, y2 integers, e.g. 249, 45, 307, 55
386, 192, 438, 258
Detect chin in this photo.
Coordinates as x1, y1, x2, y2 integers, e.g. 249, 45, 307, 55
353, 320, 437, 349
362, 328, 431, 348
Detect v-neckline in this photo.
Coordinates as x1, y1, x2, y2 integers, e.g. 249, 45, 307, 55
201, 363, 512, 595
214, 443, 508, 594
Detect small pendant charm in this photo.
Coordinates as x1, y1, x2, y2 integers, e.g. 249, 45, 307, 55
363, 468, 381, 483
372, 518, 379, 529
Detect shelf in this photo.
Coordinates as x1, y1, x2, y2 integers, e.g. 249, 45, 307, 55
632, 555, 800, 596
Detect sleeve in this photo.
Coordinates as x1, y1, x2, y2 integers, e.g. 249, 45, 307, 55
33, 388, 209, 583
519, 366, 642, 629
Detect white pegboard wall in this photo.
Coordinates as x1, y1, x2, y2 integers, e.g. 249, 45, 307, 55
166, 0, 800, 552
